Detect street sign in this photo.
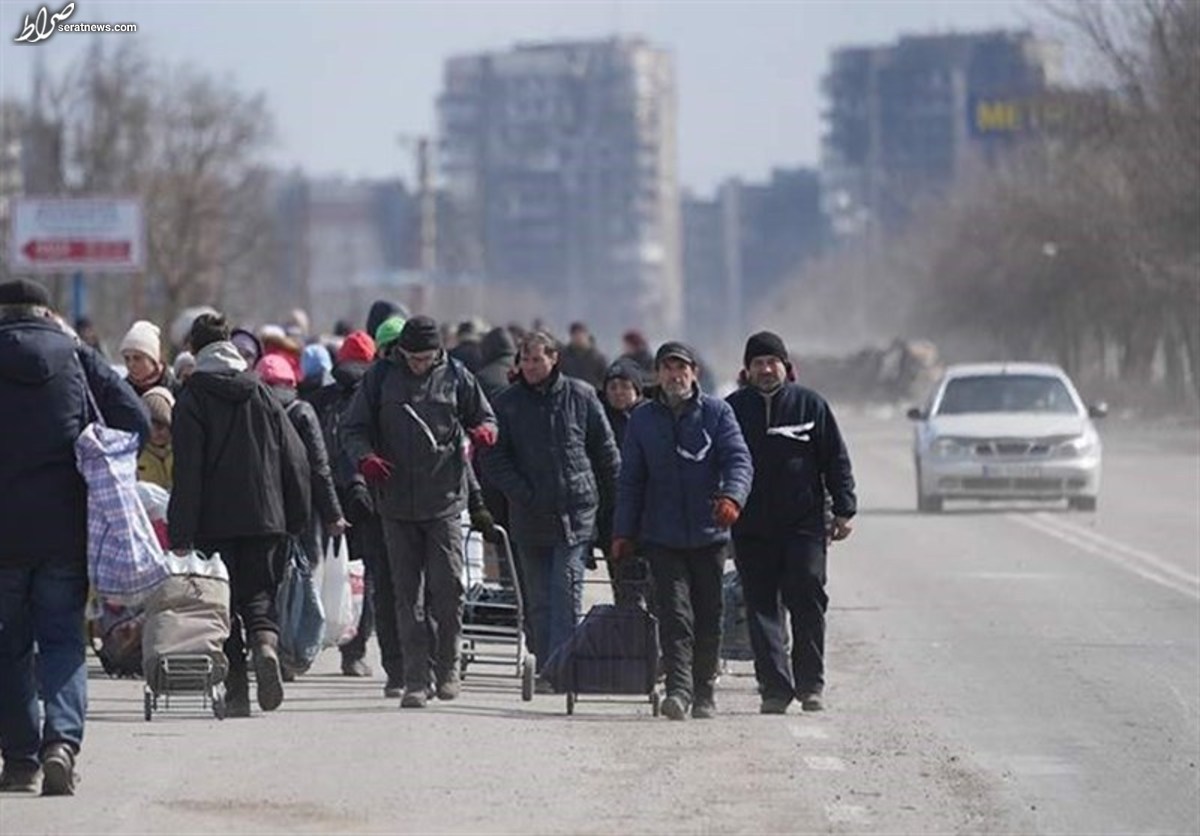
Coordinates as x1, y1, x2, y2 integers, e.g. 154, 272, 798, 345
8, 196, 144, 273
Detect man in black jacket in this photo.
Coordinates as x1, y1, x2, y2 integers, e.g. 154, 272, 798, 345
0, 280, 149, 796
559, 321, 608, 389
726, 332, 856, 714
168, 313, 311, 718
481, 331, 620, 687
341, 316, 497, 709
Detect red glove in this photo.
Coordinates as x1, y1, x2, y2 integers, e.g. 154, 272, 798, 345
358, 454, 393, 486
611, 538, 636, 562
469, 424, 498, 448
712, 497, 741, 529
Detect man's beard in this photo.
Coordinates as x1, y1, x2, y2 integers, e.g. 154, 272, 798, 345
753, 373, 782, 393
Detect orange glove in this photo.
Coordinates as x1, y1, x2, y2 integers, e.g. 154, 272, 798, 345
611, 538, 636, 562
712, 497, 741, 529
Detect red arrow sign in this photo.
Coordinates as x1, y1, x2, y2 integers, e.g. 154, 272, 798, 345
21, 239, 133, 262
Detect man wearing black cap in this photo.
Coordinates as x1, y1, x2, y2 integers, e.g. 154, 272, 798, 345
341, 315, 498, 709
613, 341, 754, 720
0, 279, 149, 795
726, 331, 856, 714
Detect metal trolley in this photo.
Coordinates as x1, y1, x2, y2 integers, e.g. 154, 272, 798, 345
460, 524, 536, 701
144, 654, 226, 721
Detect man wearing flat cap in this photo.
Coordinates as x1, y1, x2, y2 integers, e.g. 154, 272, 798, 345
613, 340, 753, 721
341, 315, 498, 709
726, 331, 857, 714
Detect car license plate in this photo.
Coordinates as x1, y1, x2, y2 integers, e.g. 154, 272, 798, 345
983, 464, 1043, 478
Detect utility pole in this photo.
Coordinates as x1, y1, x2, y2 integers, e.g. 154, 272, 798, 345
397, 134, 437, 273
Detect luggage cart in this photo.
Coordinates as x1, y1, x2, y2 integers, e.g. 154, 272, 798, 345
556, 556, 661, 716
144, 654, 226, 721
460, 524, 536, 701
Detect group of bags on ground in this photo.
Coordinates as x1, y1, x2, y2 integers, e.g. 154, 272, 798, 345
78, 421, 361, 687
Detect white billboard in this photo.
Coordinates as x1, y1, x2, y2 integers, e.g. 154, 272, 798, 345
8, 196, 145, 273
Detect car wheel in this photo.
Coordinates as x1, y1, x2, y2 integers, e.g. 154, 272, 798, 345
1068, 496, 1097, 512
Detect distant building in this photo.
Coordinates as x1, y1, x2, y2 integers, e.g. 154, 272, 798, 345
682, 168, 827, 365
821, 30, 1061, 235
438, 37, 682, 343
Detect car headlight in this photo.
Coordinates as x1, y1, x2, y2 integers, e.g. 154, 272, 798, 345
931, 437, 966, 458
1055, 435, 1098, 458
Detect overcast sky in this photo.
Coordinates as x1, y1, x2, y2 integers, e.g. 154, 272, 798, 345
1, 0, 1043, 194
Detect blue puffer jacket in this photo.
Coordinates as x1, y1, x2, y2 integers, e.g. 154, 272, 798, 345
614, 388, 753, 551
0, 316, 149, 568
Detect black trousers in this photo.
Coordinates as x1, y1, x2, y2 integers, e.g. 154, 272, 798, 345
197, 536, 285, 677
733, 534, 828, 699
647, 543, 727, 704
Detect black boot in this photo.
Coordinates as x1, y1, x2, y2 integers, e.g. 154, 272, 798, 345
251, 632, 284, 712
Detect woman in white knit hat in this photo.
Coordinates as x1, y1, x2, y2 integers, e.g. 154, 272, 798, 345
119, 320, 178, 397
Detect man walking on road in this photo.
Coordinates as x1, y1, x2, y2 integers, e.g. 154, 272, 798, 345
0, 280, 149, 796
613, 341, 753, 720
341, 316, 498, 708
481, 331, 620, 686
169, 313, 312, 718
727, 332, 856, 713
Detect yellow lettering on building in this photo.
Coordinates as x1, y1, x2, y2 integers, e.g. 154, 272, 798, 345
976, 101, 1020, 133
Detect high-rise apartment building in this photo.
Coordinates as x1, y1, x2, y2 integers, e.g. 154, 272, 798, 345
438, 37, 682, 342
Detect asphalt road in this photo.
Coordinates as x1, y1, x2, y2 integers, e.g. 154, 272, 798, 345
3, 411, 1198, 835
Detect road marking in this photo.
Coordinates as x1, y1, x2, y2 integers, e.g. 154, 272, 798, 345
1031, 513, 1200, 587
825, 803, 871, 824
1008, 513, 1200, 602
804, 755, 847, 771
788, 724, 831, 741
964, 572, 1060, 581
1005, 755, 1079, 776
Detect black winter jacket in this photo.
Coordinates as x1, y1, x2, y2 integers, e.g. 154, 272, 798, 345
168, 345, 311, 547
726, 383, 856, 539
309, 362, 370, 492
276, 387, 342, 527
476, 328, 515, 403
560, 344, 609, 390
0, 317, 150, 568
481, 370, 620, 548
341, 353, 496, 522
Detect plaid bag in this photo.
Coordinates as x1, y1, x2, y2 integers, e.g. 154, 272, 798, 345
74, 365, 169, 603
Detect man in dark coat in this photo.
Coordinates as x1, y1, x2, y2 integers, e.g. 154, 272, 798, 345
475, 326, 516, 404
613, 341, 753, 721
0, 279, 149, 795
480, 331, 620, 687
341, 316, 497, 709
559, 321, 608, 389
727, 332, 856, 714
168, 313, 311, 718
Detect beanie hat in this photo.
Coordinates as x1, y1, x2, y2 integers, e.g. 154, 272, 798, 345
604, 359, 644, 394
172, 351, 195, 378
398, 316, 441, 353
301, 344, 333, 381
256, 354, 297, 388
120, 321, 162, 362
743, 331, 789, 368
338, 331, 376, 365
374, 315, 407, 351
0, 279, 51, 308
230, 329, 263, 366
142, 386, 175, 426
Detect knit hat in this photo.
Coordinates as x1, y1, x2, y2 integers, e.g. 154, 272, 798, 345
398, 316, 441, 353
655, 341, 697, 368
374, 315, 407, 351
120, 320, 162, 362
366, 299, 409, 338
0, 279, 51, 308
743, 331, 789, 368
604, 359, 644, 394
142, 386, 175, 426
172, 351, 196, 378
301, 344, 333, 381
338, 331, 376, 365
230, 328, 263, 366
256, 354, 297, 388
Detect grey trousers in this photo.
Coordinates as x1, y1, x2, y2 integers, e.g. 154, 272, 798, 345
381, 516, 464, 691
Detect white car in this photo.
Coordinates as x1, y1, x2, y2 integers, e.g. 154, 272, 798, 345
907, 362, 1106, 513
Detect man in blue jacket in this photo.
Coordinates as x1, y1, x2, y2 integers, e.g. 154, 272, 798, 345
613, 341, 753, 720
727, 332, 857, 714
0, 280, 149, 795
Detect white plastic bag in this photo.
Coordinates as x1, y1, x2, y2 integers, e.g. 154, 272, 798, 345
317, 536, 360, 648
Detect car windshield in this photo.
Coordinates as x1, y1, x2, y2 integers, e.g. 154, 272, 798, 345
936, 374, 1079, 416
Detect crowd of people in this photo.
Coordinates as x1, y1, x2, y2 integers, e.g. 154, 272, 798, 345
0, 277, 856, 796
